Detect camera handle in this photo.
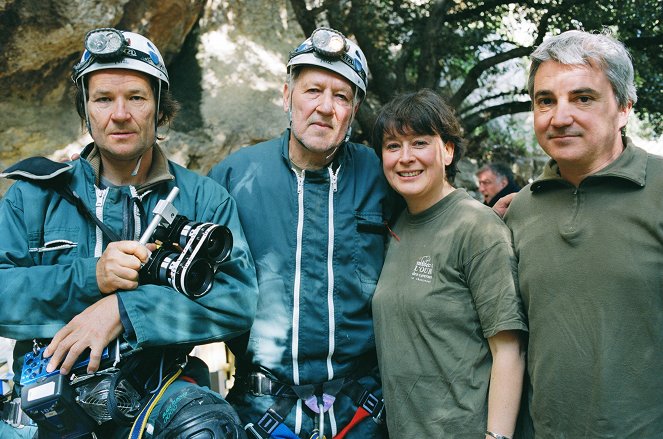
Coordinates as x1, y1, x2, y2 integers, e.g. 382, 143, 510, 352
139, 186, 180, 245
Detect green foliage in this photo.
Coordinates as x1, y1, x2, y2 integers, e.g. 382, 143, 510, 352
289, 0, 663, 161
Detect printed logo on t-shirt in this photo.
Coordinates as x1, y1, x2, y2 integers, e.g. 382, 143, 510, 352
411, 255, 433, 283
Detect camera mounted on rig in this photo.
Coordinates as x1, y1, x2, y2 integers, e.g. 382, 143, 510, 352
138, 187, 233, 298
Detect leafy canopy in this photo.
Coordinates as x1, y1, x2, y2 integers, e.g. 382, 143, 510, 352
290, 0, 662, 161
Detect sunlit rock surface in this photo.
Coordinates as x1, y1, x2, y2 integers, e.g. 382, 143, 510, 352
0, 0, 302, 193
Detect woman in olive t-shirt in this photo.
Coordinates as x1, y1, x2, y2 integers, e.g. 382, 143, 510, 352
371, 89, 528, 439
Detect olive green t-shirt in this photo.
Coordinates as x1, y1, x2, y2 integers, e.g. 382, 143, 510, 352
373, 189, 527, 438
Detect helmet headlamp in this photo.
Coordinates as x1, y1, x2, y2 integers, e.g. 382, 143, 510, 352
72, 28, 169, 87
288, 27, 367, 87
310, 28, 348, 58
84, 28, 127, 59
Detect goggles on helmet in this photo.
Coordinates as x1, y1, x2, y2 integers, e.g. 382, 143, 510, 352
72, 28, 168, 85
288, 28, 367, 86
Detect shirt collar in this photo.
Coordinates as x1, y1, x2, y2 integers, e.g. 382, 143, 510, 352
531, 137, 647, 191
280, 128, 346, 172
81, 142, 174, 193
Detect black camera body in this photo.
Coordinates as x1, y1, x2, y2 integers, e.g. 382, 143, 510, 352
20, 345, 117, 438
22, 373, 97, 438
140, 215, 232, 297
138, 187, 233, 298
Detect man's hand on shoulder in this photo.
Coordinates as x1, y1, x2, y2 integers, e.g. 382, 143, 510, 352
43, 294, 122, 374
96, 240, 150, 294
492, 192, 517, 219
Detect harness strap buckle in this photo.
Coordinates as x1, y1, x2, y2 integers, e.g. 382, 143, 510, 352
358, 390, 384, 424
257, 408, 284, 435
359, 391, 378, 412
248, 371, 274, 397
244, 423, 264, 439
371, 401, 385, 425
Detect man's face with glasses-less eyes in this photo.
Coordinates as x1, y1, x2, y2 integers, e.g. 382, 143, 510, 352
477, 169, 507, 203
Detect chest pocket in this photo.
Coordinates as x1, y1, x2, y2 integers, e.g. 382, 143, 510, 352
353, 211, 387, 296
30, 228, 80, 265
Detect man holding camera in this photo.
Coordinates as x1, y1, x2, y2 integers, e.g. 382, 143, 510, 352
0, 28, 258, 438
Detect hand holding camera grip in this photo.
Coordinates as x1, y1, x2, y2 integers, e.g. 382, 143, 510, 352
139, 186, 179, 245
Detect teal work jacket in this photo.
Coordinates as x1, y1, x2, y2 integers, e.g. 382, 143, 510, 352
0, 143, 258, 382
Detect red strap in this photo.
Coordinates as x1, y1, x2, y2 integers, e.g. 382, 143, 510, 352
178, 375, 197, 384
333, 407, 370, 439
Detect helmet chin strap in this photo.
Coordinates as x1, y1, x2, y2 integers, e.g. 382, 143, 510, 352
325, 146, 339, 162
287, 75, 294, 127
80, 77, 93, 134
343, 126, 353, 144
154, 81, 161, 143
342, 87, 360, 144
131, 155, 143, 176
133, 80, 160, 177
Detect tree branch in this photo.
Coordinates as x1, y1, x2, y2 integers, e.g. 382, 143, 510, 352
448, 0, 528, 21
624, 35, 663, 50
415, 0, 452, 88
450, 46, 532, 108
458, 88, 529, 116
462, 100, 532, 134
289, 0, 317, 37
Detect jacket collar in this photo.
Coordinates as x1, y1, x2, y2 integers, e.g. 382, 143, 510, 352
531, 137, 647, 192
81, 142, 174, 193
279, 128, 346, 172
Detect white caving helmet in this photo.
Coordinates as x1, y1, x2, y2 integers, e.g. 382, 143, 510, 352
287, 27, 368, 99
72, 28, 169, 154
287, 27, 369, 144
72, 28, 169, 88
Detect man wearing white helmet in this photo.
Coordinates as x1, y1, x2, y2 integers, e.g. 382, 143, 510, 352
209, 27, 395, 439
0, 28, 257, 438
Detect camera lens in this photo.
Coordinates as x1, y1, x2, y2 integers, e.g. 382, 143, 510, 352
146, 250, 179, 287
203, 226, 233, 261
182, 258, 214, 297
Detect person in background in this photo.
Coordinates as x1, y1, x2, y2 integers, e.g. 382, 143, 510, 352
371, 89, 527, 439
476, 162, 521, 207
208, 27, 396, 439
0, 28, 258, 439
504, 29, 663, 437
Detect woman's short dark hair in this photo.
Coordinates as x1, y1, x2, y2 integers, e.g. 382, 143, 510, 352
74, 76, 179, 139
371, 88, 465, 181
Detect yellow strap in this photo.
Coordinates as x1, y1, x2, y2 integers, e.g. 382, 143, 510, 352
128, 367, 183, 439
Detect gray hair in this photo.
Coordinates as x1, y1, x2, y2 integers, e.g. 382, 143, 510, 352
477, 162, 514, 184
527, 30, 637, 109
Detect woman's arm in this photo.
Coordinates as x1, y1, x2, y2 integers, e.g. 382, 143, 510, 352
485, 329, 526, 439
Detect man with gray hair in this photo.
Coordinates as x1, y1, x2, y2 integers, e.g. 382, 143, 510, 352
504, 30, 663, 437
209, 28, 394, 438
476, 162, 520, 207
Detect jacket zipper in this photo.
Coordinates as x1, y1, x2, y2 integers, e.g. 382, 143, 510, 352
325, 165, 340, 381
326, 165, 340, 436
292, 169, 305, 387
94, 187, 109, 257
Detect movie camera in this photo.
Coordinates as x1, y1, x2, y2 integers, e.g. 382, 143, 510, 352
138, 187, 233, 298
